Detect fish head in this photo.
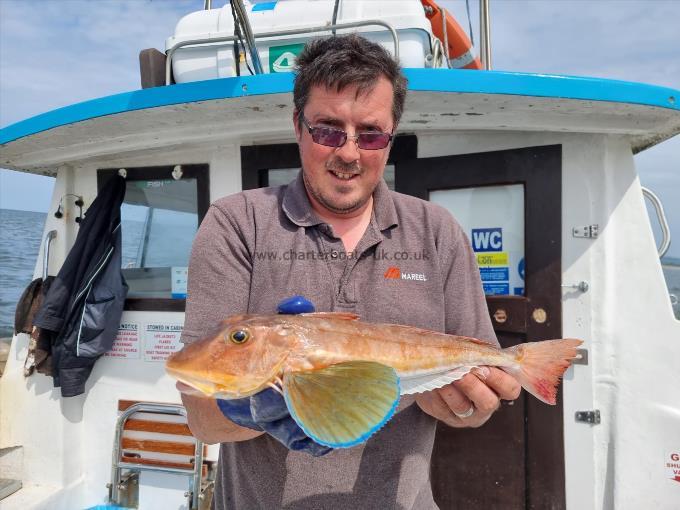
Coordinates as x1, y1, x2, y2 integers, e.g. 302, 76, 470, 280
166, 315, 298, 399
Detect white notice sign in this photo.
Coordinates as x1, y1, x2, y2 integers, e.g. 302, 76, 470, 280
105, 322, 141, 359
144, 323, 183, 362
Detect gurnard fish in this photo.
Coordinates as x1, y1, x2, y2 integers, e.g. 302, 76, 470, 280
167, 312, 582, 448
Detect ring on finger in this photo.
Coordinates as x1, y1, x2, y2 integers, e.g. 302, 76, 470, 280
453, 405, 475, 419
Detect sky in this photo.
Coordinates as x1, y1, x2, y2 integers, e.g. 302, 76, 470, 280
0, 0, 678, 257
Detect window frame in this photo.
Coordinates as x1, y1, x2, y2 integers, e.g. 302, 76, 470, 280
97, 164, 210, 311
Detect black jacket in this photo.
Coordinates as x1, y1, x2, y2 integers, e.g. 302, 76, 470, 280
34, 175, 128, 397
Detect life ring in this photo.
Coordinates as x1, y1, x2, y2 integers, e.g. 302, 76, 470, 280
421, 0, 482, 69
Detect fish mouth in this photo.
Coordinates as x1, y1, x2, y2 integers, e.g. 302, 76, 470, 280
167, 367, 268, 399
167, 368, 221, 396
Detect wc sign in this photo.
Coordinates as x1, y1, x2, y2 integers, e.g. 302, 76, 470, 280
471, 228, 503, 252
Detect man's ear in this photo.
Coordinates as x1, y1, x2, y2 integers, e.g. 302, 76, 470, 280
293, 110, 301, 142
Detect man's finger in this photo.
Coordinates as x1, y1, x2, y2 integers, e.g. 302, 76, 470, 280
454, 372, 500, 415
473, 366, 522, 401
437, 382, 474, 418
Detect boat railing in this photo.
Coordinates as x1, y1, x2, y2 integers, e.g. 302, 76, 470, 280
165, 19, 400, 85
642, 186, 671, 258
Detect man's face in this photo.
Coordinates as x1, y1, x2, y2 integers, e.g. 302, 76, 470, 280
294, 77, 395, 217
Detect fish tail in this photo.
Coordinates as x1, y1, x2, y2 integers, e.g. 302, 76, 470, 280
502, 339, 583, 405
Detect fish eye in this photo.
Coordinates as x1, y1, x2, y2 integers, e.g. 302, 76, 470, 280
228, 329, 250, 344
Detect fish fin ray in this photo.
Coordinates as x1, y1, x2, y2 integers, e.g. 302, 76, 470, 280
400, 366, 477, 395
502, 338, 582, 405
283, 361, 400, 448
299, 312, 360, 320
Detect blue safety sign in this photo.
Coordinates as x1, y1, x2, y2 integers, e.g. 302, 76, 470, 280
480, 267, 509, 282
518, 258, 525, 280
483, 282, 510, 295
471, 228, 503, 252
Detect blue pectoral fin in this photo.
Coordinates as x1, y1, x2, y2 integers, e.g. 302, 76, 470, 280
283, 361, 400, 448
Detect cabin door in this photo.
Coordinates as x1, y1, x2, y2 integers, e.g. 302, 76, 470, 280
395, 145, 564, 510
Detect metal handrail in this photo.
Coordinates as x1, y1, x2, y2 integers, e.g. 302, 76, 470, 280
109, 402, 203, 510
166, 20, 399, 85
42, 230, 57, 280
642, 186, 671, 258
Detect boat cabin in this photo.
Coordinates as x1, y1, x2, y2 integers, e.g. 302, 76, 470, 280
1, 1, 678, 509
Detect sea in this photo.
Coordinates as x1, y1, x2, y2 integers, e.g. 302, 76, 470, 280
1, 208, 680, 337
0, 207, 194, 338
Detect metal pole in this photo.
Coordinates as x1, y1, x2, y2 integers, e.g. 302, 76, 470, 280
204, 0, 212, 10
479, 0, 491, 70
231, 0, 265, 74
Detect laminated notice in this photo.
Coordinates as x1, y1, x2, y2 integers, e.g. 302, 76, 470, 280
106, 322, 141, 359
144, 323, 183, 362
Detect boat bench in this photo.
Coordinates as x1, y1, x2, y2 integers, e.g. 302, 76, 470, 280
109, 399, 214, 510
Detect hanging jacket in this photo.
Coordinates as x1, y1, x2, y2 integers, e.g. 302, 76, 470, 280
33, 175, 128, 397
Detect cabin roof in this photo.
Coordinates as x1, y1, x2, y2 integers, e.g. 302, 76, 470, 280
1, 69, 678, 174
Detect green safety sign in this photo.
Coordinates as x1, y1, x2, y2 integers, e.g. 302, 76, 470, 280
269, 43, 304, 73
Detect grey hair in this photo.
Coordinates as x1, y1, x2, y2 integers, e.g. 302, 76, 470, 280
293, 34, 408, 127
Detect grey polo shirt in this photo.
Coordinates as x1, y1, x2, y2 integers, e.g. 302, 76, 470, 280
182, 171, 496, 510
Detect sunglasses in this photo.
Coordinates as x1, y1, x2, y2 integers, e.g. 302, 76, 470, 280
300, 115, 393, 150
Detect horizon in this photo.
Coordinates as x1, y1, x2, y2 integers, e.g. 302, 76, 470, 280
1, 0, 678, 257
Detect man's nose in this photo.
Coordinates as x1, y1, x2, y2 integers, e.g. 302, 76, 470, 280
334, 134, 361, 163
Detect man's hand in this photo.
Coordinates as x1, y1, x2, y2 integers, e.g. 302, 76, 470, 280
415, 366, 521, 428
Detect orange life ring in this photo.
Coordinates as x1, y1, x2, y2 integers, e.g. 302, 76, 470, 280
421, 0, 482, 70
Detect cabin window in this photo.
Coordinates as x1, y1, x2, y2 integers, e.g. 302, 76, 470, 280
97, 165, 209, 311
267, 167, 300, 187
431, 184, 526, 296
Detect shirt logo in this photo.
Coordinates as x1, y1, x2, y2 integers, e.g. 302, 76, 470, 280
384, 266, 401, 279
384, 266, 428, 282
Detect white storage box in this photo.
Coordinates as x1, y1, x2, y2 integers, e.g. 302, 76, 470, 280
166, 0, 437, 83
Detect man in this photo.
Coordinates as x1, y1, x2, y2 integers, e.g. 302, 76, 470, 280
179, 35, 520, 509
